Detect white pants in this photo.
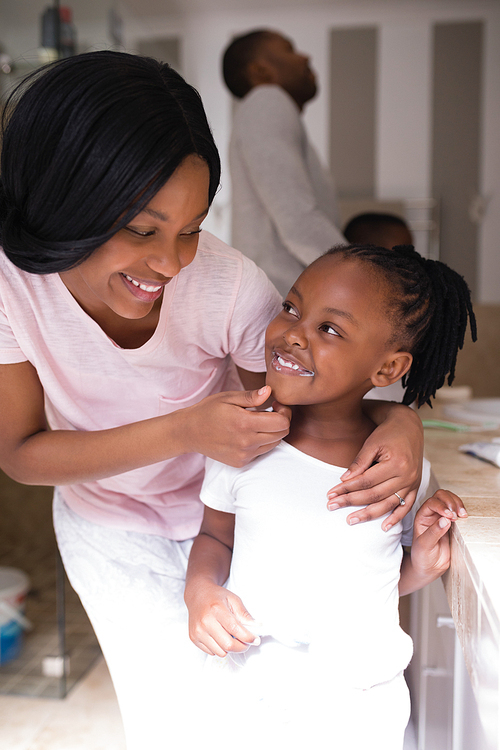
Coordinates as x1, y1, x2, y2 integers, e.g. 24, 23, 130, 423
200, 641, 410, 750
53, 490, 205, 750
54, 491, 410, 750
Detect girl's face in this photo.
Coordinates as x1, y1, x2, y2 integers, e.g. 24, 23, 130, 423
60, 154, 210, 320
265, 255, 408, 408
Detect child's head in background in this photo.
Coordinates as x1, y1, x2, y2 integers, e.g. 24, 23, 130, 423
265, 244, 476, 412
343, 213, 413, 249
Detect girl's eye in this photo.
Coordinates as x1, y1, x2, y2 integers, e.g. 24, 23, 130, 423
320, 323, 340, 337
180, 228, 202, 237
282, 301, 298, 317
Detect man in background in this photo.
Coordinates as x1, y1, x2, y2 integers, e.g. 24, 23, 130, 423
222, 30, 345, 296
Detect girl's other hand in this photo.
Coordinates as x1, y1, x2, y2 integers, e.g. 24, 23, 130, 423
326, 403, 423, 529
186, 581, 258, 657
181, 385, 291, 467
412, 489, 467, 574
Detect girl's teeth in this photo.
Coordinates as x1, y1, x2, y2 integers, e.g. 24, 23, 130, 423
277, 355, 300, 370
125, 275, 161, 292
276, 353, 314, 376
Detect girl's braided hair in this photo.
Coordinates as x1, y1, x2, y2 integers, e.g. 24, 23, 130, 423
326, 244, 477, 407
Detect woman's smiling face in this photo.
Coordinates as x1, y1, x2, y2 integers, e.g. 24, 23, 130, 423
265, 254, 402, 408
60, 154, 210, 321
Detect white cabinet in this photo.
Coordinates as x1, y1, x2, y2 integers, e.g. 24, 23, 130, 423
408, 578, 489, 749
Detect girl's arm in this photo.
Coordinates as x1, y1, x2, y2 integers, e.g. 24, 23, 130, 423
327, 401, 424, 529
0, 361, 290, 485
399, 489, 467, 596
184, 506, 257, 656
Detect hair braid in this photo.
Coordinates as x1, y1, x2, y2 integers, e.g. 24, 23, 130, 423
325, 244, 477, 407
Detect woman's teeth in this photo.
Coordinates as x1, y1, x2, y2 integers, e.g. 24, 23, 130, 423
124, 274, 162, 293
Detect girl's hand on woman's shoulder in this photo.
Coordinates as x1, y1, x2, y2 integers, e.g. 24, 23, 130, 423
325, 402, 423, 530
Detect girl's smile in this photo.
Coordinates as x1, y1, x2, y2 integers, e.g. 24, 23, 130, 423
270, 349, 314, 377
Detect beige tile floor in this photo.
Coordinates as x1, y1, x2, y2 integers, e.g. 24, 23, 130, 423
0, 657, 125, 750
0, 653, 418, 750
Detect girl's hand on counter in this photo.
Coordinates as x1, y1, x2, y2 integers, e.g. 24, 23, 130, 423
400, 490, 468, 595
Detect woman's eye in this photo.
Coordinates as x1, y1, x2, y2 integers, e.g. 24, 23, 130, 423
282, 301, 298, 317
180, 228, 202, 237
126, 226, 155, 237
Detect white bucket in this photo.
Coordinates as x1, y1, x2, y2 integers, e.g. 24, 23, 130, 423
0, 567, 31, 665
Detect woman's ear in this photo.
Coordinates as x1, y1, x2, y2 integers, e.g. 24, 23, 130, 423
371, 352, 413, 388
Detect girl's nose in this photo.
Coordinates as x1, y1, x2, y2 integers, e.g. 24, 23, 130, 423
283, 324, 307, 348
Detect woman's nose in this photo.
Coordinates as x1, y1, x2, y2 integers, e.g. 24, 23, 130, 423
146, 252, 181, 279
146, 239, 194, 278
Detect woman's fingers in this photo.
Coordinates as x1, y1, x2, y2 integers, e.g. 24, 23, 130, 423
327, 458, 418, 500
327, 468, 416, 507
378, 489, 417, 530
325, 410, 422, 518
339, 488, 417, 529
185, 388, 291, 467
271, 400, 292, 420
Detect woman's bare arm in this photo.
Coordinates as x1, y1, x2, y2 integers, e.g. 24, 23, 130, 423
0, 361, 290, 486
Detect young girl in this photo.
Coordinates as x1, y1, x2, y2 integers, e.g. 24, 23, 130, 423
0, 52, 424, 749
185, 244, 475, 750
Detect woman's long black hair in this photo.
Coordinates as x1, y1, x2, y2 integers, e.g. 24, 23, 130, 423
0, 51, 221, 274
326, 244, 477, 407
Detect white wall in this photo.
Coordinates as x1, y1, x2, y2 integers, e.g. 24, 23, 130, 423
479, 8, 500, 303
2, 0, 499, 302
174, 1, 500, 303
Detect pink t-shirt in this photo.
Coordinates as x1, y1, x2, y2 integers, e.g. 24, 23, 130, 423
0, 231, 282, 539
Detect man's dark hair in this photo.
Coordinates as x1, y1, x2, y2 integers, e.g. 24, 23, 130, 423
222, 30, 273, 98
343, 212, 410, 246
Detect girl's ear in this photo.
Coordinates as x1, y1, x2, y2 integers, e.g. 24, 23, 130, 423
371, 352, 413, 388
